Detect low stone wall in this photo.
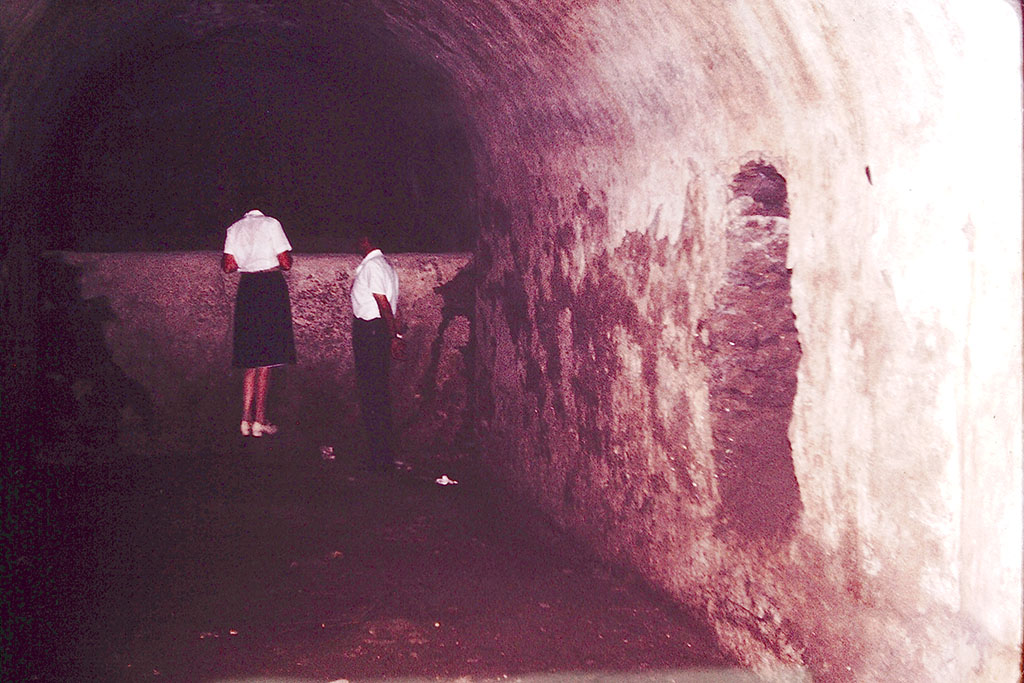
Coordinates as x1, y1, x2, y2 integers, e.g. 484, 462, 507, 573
42, 251, 474, 463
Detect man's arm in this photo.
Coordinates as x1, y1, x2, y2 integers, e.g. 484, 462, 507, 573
373, 293, 406, 360
277, 251, 293, 270
373, 293, 398, 337
222, 253, 238, 273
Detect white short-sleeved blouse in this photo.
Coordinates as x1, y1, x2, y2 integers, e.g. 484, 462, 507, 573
223, 210, 292, 272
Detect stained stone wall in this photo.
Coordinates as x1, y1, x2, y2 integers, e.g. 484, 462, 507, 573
44, 252, 473, 461
459, 4, 1022, 680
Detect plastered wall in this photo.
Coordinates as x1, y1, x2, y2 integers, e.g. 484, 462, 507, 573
452, 3, 1022, 681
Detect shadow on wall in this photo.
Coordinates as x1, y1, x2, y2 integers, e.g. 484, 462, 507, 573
413, 264, 477, 451
35, 257, 154, 463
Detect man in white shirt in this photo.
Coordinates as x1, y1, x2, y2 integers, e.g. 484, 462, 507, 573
350, 233, 404, 472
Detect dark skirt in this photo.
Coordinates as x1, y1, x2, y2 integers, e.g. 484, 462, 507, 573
232, 270, 296, 368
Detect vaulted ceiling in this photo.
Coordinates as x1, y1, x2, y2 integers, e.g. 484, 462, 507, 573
3, 1, 477, 251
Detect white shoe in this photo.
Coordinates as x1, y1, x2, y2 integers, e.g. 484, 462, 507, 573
240, 421, 251, 436
252, 422, 278, 437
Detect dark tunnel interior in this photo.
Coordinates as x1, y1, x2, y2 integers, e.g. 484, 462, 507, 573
6, 1, 1021, 680
36, 4, 478, 253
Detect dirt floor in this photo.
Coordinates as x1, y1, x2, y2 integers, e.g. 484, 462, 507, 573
7, 428, 743, 682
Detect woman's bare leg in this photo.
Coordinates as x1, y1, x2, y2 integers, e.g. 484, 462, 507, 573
254, 366, 271, 424
242, 368, 257, 422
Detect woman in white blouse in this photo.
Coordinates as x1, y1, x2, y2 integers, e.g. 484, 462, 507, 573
221, 206, 296, 437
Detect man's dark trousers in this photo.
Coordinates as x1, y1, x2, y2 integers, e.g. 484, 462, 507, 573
352, 317, 394, 471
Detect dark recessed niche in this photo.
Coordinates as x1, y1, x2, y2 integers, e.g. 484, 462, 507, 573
729, 160, 790, 218
707, 162, 802, 540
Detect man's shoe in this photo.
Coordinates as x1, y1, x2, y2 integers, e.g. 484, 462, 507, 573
252, 422, 278, 437
240, 421, 252, 436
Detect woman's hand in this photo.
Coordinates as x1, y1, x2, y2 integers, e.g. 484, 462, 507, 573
221, 253, 239, 273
